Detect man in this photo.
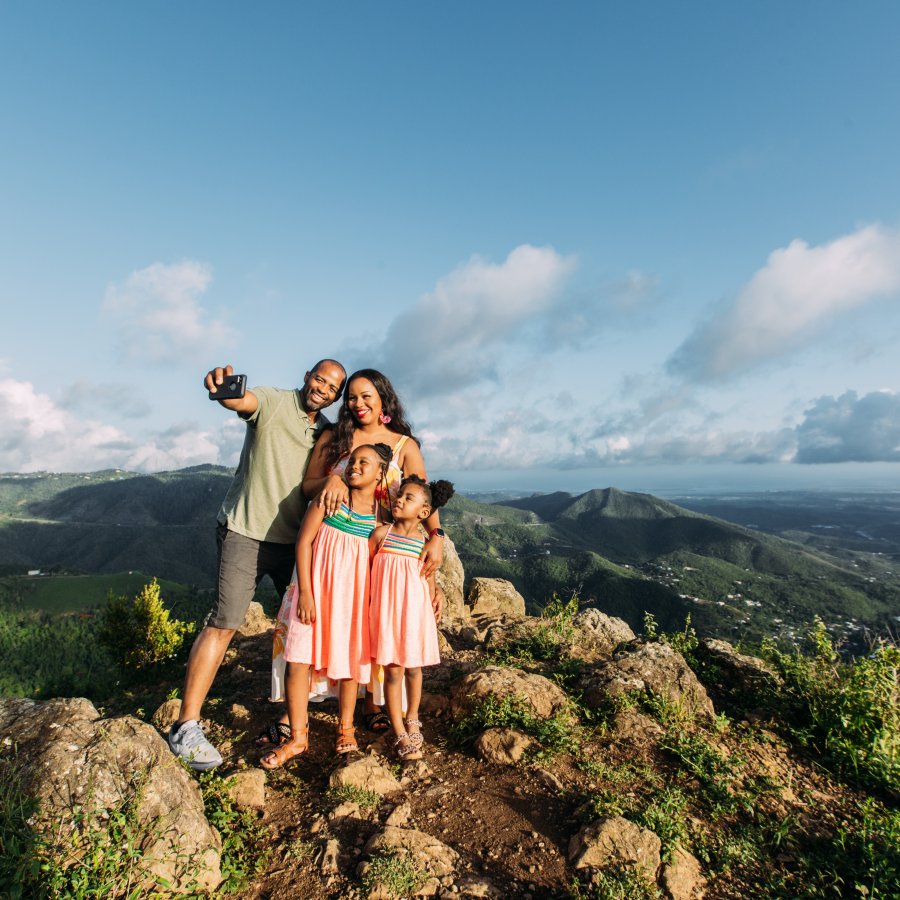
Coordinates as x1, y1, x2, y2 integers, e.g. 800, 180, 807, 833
168, 359, 346, 769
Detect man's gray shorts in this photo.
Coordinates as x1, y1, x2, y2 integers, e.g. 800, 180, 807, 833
206, 524, 296, 630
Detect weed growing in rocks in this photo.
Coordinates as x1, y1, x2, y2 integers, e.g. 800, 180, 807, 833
325, 784, 381, 810
761, 619, 899, 794
199, 771, 270, 892
451, 693, 581, 758
571, 865, 662, 899
360, 848, 424, 897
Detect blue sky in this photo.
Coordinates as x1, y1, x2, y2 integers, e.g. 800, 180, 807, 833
2, 3, 900, 493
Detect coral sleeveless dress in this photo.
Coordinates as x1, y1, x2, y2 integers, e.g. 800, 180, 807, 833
370, 527, 440, 668
282, 502, 375, 684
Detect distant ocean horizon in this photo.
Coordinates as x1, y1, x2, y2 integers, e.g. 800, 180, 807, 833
441, 462, 900, 499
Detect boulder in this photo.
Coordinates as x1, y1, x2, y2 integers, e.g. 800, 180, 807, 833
225, 768, 266, 810
0, 697, 222, 892
465, 578, 526, 618
329, 755, 402, 796
450, 666, 568, 722
660, 846, 707, 899
237, 600, 273, 637
150, 698, 182, 733
436, 536, 468, 625
570, 609, 635, 657
568, 816, 661, 882
696, 639, 779, 709
361, 826, 459, 896
580, 643, 715, 722
475, 728, 536, 765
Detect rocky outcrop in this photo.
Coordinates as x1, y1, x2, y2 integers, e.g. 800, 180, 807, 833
570, 608, 635, 657
237, 600, 274, 637
0, 697, 222, 892
360, 826, 459, 897
450, 666, 569, 722
580, 642, 716, 721
475, 727, 536, 765
660, 846, 707, 899
329, 755, 402, 796
569, 816, 661, 882
465, 578, 526, 618
437, 536, 468, 625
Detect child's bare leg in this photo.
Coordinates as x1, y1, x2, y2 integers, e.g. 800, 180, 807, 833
383, 665, 406, 739
261, 662, 309, 768
285, 662, 311, 733
336, 679, 359, 753
404, 668, 423, 739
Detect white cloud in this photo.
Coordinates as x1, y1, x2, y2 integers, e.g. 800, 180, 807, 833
795, 389, 900, 463
668, 224, 900, 382
103, 260, 236, 363
58, 379, 153, 419
363, 244, 577, 394
0, 378, 242, 473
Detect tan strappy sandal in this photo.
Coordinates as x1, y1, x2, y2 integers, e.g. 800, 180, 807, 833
260, 725, 308, 770
336, 722, 358, 755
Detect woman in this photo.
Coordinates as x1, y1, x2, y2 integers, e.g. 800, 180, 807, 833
260, 369, 445, 744
303, 369, 445, 576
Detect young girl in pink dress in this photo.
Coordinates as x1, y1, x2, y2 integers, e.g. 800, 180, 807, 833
261, 443, 391, 769
368, 475, 454, 760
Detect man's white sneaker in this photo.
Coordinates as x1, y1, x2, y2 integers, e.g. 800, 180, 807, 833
167, 719, 223, 771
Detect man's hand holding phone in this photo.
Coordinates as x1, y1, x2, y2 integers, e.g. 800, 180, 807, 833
205, 365, 256, 413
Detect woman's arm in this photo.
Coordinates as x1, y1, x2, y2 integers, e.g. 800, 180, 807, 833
303, 431, 348, 514
399, 439, 444, 578
295, 503, 327, 623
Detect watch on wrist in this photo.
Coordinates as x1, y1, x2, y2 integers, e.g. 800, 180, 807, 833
429, 528, 446, 538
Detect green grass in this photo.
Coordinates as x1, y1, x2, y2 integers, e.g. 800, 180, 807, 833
325, 784, 382, 810
0, 573, 190, 613
360, 848, 425, 898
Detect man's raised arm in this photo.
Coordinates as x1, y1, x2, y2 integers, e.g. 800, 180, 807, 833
205, 365, 259, 415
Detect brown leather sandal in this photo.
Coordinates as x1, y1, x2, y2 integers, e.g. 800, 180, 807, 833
336, 722, 358, 755
260, 726, 308, 769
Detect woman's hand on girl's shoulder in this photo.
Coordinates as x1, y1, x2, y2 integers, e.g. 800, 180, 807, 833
316, 475, 348, 516
420, 533, 444, 578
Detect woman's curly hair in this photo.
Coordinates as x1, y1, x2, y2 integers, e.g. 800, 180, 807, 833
324, 369, 416, 470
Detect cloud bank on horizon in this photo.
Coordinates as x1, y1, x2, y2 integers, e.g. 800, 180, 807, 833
3, 224, 899, 477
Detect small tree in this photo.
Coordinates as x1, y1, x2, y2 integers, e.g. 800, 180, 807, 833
100, 578, 195, 671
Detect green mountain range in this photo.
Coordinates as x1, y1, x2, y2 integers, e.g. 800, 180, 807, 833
1, 471, 896, 648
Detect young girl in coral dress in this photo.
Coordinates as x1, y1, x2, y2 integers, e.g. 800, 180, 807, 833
368, 475, 454, 760
260, 443, 391, 768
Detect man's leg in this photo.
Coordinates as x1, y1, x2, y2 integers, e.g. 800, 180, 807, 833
169, 525, 261, 768
177, 625, 236, 723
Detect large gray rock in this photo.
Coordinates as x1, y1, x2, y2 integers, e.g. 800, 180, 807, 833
475, 727, 536, 765
580, 642, 715, 722
569, 816, 661, 882
436, 536, 468, 625
237, 600, 273, 637
450, 666, 568, 722
570, 608, 636, 657
329, 755, 402, 796
465, 578, 526, 618
660, 846, 707, 899
0, 697, 222, 892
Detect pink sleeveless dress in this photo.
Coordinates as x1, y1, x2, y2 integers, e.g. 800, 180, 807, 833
369, 528, 440, 668
282, 502, 376, 684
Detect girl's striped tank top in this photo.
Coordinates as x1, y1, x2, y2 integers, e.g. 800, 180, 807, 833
380, 529, 425, 559
323, 502, 377, 538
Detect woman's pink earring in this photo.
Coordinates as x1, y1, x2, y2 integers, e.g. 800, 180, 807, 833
379, 412, 392, 425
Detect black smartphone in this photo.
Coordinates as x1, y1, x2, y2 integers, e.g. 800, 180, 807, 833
208, 373, 247, 401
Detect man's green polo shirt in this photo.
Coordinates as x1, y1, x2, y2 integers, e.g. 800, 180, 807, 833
218, 386, 328, 544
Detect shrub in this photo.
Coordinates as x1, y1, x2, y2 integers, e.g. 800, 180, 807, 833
761, 618, 899, 794
99, 579, 195, 672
